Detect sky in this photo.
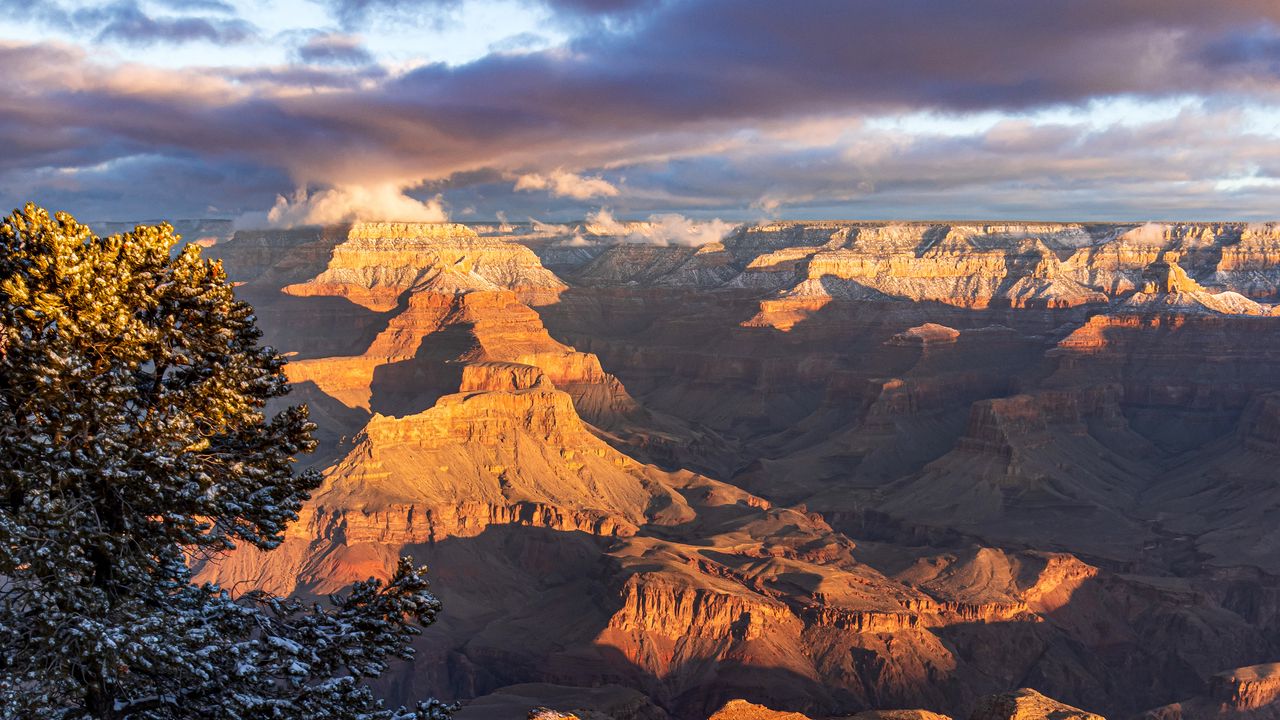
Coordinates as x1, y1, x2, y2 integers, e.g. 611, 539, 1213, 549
2, 0, 1280, 224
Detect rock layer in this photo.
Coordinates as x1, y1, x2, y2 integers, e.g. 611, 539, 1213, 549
194, 220, 1280, 720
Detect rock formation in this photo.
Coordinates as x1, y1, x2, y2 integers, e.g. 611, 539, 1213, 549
191, 220, 1280, 720
1138, 663, 1280, 720
282, 221, 567, 310
1212, 665, 1280, 712
454, 684, 669, 720
705, 700, 810, 720
968, 689, 1103, 720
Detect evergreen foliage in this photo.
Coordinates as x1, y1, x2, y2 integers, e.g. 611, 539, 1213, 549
0, 204, 451, 719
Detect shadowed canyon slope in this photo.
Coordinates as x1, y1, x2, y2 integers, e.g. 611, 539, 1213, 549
195, 220, 1280, 720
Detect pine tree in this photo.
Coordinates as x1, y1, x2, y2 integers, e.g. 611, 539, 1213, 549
0, 204, 452, 720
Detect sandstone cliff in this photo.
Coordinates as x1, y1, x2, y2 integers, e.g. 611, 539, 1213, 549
551, 222, 1280, 320
968, 689, 1102, 720
283, 221, 566, 310
197, 219, 1280, 720
1139, 663, 1280, 720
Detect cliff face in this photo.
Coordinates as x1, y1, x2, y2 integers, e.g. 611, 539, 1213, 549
284, 286, 636, 421
283, 221, 567, 310
307, 379, 692, 527
547, 222, 1279, 317
968, 689, 1103, 720
1138, 662, 1280, 720
1211, 664, 1280, 711
196, 220, 1280, 720
216, 223, 642, 435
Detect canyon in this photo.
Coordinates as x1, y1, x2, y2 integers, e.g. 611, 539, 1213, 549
191, 219, 1280, 720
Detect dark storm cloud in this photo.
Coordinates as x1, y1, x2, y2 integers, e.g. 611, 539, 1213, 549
383, 0, 1280, 130
4, 0, 1280, 220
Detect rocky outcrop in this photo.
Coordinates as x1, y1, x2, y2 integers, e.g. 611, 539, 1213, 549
1137, 663, 1280, 720
852, 711, 954, 720
280, 239, 639, 424
529, 709, 582, 720
968, 689, 1103, 720
705, 700, 955, 720
302, 381, 693, 531
283, 221, 566, 310
1211, 664, 1280, 711
1120, 260, 1275, 315
889, 323, 961, 346
1213, 224, 1280, 296
299, 500, 639, 545
706, 700, 810, 720
455, 683, 669, 720
461, 362, 551, 392
604, 573, 797, 642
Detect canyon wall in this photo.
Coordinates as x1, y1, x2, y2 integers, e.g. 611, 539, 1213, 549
195, 220, 1280, 720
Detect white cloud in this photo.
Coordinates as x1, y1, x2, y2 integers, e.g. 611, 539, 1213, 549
583, 207, 628, 235
253, 184, 448, 228
529, 217, 572, 233
514, 169, 620, 200
751, 195, 783, 217
1120, 222, 1172, 243
1215, 175, 1280, 193
585, 208, 735, 247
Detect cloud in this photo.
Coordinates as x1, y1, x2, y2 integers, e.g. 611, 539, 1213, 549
294, 33, 375, 66
0, 152, 290, 221
541, 0, 660, 16
252, 184, 449, 228
1121, 222, 1173, 244
530, 217, 573, 233
321, 0, 656, 30
487, 31, 550, 55
76, 1, 258, 46
320, 0, 463, 29
1201, 24, 1280, 70
8, 35, 1280, 222
586, 208, 734, 246
155, 0, 237, 12
7, 2, 1280, 220
750, 196, 783, 218
514, 169, 620, 199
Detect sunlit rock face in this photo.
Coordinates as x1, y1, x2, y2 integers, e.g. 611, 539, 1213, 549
968, 689, 1103, 720
1139, 663, 1280, 720
281, 221, 567, 310
196, 220, 1280, 720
